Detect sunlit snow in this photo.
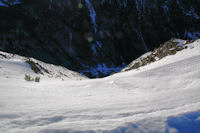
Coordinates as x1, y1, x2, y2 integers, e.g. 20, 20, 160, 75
0, 39, 200, 133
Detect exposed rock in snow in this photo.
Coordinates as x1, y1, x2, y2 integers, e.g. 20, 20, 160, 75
0, 51, 87, 81
121, 38, 197, 72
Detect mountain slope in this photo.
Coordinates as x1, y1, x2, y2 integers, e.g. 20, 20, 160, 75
121, 39, 195, 72
0, 0, 199, 77
0, 51, 87, 81
0, 39, 200, 133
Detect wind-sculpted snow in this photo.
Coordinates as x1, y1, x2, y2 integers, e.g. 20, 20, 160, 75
0, 40, 200, 132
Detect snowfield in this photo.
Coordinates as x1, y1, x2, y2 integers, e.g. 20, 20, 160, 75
0, 39, 200, 133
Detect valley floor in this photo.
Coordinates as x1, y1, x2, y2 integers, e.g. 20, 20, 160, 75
0, 40, 200, 133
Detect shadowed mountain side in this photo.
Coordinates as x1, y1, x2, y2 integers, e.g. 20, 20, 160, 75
0, 0, 199, 77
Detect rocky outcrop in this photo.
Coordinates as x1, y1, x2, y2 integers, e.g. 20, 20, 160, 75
122, 38, 193, 72
0, 0, 199, 77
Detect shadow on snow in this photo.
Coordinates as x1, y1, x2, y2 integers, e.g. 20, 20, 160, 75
40, 110, 200, 133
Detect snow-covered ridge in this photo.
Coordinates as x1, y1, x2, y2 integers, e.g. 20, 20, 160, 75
0, 51, 87, 81
122, 39, 200, 72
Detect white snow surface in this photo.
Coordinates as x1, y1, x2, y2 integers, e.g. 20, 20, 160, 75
0, 39, 200, 133
0, 52, 87, 81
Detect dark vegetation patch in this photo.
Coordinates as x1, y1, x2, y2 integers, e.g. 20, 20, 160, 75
24, 74, 40, 82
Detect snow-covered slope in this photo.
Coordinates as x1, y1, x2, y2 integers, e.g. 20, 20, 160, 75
0, 51, 87, 81
122, 39, 196, 72
0, 39, 200, 133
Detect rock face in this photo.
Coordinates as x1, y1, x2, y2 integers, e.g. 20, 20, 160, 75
0, 0, 199, 78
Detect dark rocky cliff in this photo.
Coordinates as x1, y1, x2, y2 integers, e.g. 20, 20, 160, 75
0, 0, 199, 78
